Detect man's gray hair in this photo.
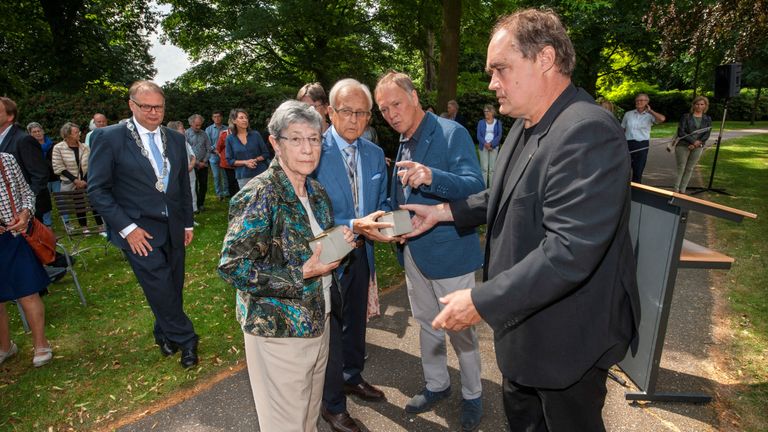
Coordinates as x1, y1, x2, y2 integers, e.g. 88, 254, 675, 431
375, 71, 416, 97
329, 78, 373, 110
268, 100, 323, 138
26, 122, 43, 133
492, 8, 576, 77
59, 121, 79, 140
188, 113, 204, 125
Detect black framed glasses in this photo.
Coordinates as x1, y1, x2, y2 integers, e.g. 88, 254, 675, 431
130, 98, 165, 113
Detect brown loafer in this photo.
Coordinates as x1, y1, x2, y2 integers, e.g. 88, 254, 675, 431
321, 407, 361, 432
343, 380, 386, 401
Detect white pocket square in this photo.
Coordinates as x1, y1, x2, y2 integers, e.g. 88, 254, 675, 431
371, 173, 382, 180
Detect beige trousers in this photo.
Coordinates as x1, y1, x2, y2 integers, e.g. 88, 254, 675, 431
244, 316, 330, 432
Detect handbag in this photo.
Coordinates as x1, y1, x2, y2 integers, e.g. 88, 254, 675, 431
0, 158, 57, 264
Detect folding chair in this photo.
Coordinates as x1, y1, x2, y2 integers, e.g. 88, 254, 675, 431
52, 189, 108, 268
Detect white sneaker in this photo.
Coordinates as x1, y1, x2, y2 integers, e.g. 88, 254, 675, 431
33, 346, 53, 367
0, 341, 18, 364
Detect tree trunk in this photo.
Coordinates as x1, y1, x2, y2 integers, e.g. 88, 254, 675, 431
751, 86, 762, 125
436, 0, 461, 113
692, 47, 701, 98
39, 0, 86, 90
423, 29, 437, 92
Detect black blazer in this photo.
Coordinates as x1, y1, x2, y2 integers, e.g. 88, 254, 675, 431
88, 122, 193, 250
0, 124, 51, 214
452, 85, 640, 389
676, 113, 712, 145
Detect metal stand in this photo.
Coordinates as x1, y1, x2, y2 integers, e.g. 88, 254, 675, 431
691, 99, 730, 196
626, 392, 711, 403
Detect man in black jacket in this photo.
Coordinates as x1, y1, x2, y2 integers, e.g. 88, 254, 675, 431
402, 9, 640, 431
0, 97, 50, 220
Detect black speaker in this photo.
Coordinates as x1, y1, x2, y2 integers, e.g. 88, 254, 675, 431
714, 63, 741, 99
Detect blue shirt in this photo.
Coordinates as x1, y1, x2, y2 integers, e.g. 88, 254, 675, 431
205, 124, 226, 151
225, 131, 270, 179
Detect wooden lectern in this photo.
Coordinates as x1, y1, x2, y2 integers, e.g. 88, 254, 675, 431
619, 183, 756, 403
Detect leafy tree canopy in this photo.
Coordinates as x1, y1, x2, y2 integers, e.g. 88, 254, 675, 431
0, 0, 157, 98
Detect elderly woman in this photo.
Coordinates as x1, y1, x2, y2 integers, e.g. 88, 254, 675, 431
225, 109, 270, 188
0, 153, 53, 367
621, 93, 666, 183
51, 122, 101, 230
26, 122, 58, 226
219, 100, 354, 432
476, 104, 502, 186
673, 96, 713, 194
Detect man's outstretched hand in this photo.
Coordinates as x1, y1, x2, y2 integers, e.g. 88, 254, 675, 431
399, 203, 454, 238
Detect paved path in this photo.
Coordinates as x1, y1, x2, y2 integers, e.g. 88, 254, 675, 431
116, 128, 767, 432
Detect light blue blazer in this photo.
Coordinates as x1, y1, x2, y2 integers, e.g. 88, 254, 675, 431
312, 128, 390, 275
391, 112, 484, 279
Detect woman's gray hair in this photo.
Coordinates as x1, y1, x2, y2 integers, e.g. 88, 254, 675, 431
26, 122, 43, 133
60, 121, 79, 140
166, 120, 184, 131
268, 100, 323, 138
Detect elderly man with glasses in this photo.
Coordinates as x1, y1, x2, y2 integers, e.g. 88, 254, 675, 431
310, 79, 392, 432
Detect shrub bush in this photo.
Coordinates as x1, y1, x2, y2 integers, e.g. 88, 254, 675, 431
605, 81, 768, 123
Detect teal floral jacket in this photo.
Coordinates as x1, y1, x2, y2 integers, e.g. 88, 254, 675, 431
218, 160, 334, 338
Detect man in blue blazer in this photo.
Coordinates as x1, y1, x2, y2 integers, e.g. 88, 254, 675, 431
375, 72, 485, 431
311, 79, 391, 432
88, 81, 198, 369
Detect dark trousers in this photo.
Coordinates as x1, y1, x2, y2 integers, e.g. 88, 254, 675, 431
123, 240, 198, 349
224, 168, 239, 196
194, 166, 209, 209
627, 139, 649, 183
323, 246, 370, 414
502, 366, 608, 432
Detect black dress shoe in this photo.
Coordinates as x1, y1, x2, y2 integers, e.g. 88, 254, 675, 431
180, 345, 198, 368
157, 339, 178, 357
344, 380, 386, 401
321, 407, 361, 432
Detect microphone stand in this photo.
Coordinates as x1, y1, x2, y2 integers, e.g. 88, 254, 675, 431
690, 98, 731, 196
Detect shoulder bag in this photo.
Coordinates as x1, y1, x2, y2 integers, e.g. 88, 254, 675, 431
0, 158, 57, 264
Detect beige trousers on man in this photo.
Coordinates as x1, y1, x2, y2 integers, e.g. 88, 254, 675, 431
244, 316, 330, 432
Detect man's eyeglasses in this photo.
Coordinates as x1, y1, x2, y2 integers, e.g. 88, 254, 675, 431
334, 108, 371, 119
130, 99, 165, 113
278, 135, 322, 147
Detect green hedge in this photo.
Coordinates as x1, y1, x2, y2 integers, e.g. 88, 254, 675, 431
608, 82, 768, 124
16, 81, 763, 157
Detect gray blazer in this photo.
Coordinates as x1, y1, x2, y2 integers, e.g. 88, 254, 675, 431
452, 85, 640, 389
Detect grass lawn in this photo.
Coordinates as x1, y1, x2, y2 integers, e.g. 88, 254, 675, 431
0, 187, 403, 431
696, 133, 768, 431
649, 120, 768, 139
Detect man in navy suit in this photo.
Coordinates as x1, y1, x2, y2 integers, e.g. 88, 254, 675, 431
312, 79, 391, 432
375, 71, 485, 431
88, 81, 199, 369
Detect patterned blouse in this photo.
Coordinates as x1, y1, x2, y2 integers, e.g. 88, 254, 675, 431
0, 152, 35, 226
218, 159, 334, 338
